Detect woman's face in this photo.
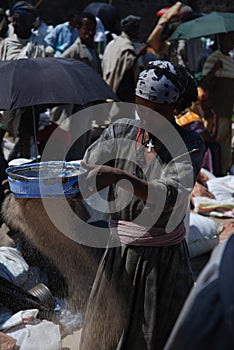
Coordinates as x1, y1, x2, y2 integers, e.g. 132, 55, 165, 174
135, 95, 176, 129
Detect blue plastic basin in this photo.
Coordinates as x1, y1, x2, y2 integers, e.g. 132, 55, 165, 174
6, 161, 81, 198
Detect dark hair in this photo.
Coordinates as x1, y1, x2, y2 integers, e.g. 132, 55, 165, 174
174, 64, 198, 114
67, 13, 78, 20
76, 12, 96, 27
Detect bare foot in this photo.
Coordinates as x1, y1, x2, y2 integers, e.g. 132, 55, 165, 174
219, 222, 234, 242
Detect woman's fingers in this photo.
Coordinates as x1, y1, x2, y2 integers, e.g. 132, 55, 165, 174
2, 179, 11, 195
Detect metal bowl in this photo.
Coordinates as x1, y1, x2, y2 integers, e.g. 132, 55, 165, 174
6, 161, 81, 198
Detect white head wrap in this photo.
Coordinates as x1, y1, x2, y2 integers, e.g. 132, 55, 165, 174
135, 60, 182, 104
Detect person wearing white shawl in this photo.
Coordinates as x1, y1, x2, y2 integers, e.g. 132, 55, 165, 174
0, 1, 45, 160
0, 1, 45, 60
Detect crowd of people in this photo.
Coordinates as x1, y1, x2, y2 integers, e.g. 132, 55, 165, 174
0, 1, 233, 175
0, 1, 233, 349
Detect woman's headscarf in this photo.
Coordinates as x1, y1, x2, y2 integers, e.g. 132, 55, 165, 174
135, 60, 184, 104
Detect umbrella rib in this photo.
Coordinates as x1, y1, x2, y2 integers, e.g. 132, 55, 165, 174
10, 60, 19, 110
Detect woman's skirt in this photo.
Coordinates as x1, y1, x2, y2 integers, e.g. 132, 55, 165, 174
79, 238, 194, 350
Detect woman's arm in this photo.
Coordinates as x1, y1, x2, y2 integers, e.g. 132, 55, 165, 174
79, 162, 153, 203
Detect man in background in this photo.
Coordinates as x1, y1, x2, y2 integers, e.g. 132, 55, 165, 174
63, 12, 101, 74
44, 12, 78, 57
201, 32, 234, 175
102, 14, 147, 102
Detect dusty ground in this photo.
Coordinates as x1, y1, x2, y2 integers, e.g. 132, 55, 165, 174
62, 329, 82, 349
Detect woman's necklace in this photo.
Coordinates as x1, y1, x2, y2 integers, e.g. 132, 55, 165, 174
146, 139, 155, 153
142, 130, 155, 153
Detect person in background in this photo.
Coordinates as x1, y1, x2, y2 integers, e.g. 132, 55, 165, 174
0, 7, 9, 42
164, 233, 234, 350
59, 13, 102, 161
7, 106, 40, 161
63, 12, 101, 74
176, 87, 222, 176
32, 14, 53, 46
147, 2, 189, 63
93, 16, 107, 58
0, 1, 45, 160
0, 1, 45, 60
147, 1, 203, 74
102, 14, 147, 102
201, 31, 234, 176
78, 60, 205, 350
44, 13, 78, 57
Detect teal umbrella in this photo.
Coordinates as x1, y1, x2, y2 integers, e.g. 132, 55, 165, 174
168, 12, 234, 40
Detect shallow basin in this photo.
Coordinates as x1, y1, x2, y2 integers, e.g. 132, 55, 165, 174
6, 161, 81, 198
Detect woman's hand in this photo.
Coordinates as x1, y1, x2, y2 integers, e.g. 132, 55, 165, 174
79, 161, 156, 203
2, 179, 11, 196
79, 161, 123, 198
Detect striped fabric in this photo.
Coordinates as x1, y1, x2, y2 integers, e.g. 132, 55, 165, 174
202, 50, 234, 79
110, 219, 186, 246
175, 111, 204, 128
193, 196, 234, 218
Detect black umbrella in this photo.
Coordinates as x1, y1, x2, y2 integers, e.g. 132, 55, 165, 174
0, 57, 118, 110
83, 2, 119, 29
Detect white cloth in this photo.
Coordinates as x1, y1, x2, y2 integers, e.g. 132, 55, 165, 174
1, 310, 61, 350
0, 33, 45, 60
188, 212, 219, 258
0, 310, 39, 331
193, 196, 234, 218
0, 247, 29, 286
0, 247, 47, 289
193, 175, 234, 218
206, 175, 234, 202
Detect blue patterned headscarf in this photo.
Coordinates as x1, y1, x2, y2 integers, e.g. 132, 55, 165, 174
11, 1, 37, 27
135, 60, 183, 104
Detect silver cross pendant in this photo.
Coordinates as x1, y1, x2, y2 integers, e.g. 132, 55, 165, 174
146, 139, 154, 153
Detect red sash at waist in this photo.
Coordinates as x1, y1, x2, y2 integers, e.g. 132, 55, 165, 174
109, 220, 186, 247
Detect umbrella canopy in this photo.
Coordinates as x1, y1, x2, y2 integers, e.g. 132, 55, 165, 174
0, 57, 118, 110
169, 12, 234, 40
83, 2, 119, 28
